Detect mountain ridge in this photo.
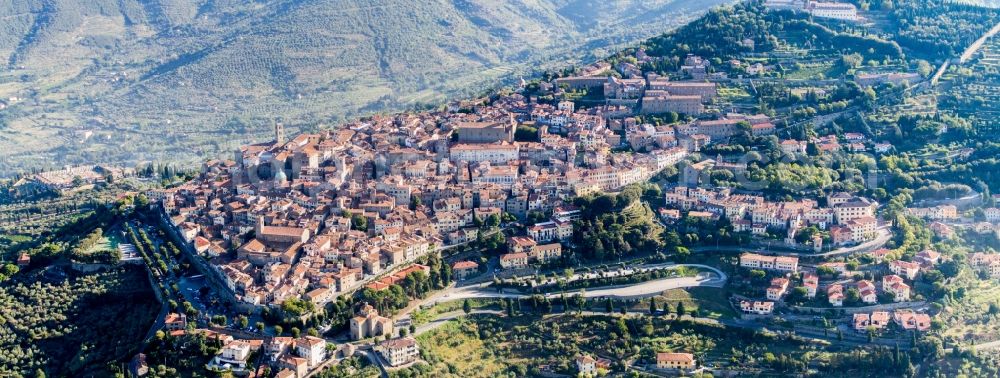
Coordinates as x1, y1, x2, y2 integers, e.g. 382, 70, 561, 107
0, 0, 729, 176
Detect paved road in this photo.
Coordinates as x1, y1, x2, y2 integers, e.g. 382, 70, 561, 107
394, 264, 727, 323
911, 190, 982, 210
931, 21, 1000, 86
437, 264, 727, 302
971, 339, 1000, 351
945, 338, 1000, 354
960, 22, 1000, 64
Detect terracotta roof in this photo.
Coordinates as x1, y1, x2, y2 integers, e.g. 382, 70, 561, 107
656, 352, 694, 363
452, 261, 479, 270
501, 252, 528, 261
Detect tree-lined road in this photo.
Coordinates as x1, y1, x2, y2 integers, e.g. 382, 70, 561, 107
435, 264, 727, 302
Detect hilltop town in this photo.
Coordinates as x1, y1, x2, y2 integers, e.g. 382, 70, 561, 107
7, 0, 1000, 377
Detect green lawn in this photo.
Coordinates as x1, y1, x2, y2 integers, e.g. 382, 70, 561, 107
411, 298, 502, 325
652, 287, 737, 319
784, 62, 838, 80
84, 233, 122, 254
719, 86, 752, 101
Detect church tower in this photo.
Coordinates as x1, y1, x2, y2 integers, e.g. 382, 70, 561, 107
274, 121, 285, 145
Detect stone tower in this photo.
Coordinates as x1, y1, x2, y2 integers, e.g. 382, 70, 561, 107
274, 121, 285, 145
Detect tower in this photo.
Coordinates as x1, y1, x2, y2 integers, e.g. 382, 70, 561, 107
274, 121, 285, 145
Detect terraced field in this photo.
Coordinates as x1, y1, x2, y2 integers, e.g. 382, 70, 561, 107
938, 36, 1000, 135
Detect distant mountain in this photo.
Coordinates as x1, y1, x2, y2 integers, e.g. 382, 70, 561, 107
0, 0, 728, 175
949, 0, 1000, 7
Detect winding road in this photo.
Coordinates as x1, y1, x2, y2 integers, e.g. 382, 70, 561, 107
432, 264, 727, 302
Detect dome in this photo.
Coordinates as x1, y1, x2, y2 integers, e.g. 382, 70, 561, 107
273, 169, 287, 183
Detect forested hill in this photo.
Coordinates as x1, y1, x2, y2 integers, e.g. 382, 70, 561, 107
0, 0, 728, 175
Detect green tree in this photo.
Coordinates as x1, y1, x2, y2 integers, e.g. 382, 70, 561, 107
351, 214, 368, 231
841, 53, 863, 69
238, 315, 249, 329
463, 299, 472, 314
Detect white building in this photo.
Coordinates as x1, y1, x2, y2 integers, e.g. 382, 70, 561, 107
294, 336, 327, 367
377, 337, 420, 367
208, 341, 253, 372
740, 253, 799, 272
449, 142, 519, 164
806, 1, 859, 21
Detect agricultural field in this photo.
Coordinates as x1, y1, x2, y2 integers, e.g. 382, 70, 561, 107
412, 320, 511, 378
937, 275, 1000, 345
783, 62, 838, 80
938, 36, 1000, 135
404, 312, 898, 377
0, 265, 160, 377
315, 356, 381, 378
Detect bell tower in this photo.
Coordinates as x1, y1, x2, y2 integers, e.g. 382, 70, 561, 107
274, 121, 285, 145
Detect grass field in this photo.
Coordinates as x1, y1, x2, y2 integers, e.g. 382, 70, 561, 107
784, 62, 838, 80
718, 86, 753, 102
411, 298, 502, 325
411, 310, 819, 375
651, 287, 737, 319
83, 232, 122, 254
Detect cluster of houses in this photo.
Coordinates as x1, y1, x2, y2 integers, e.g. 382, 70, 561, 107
500, 236, 563, 269
779, 130, 888, 156
154, 86, 707, 308
853, 310, 932, 332
556, 54, 720, 116
157, 310, 429, 377
969, 252, 1000, 278
819, 249, 941, 308
737, 253, 798, 315
736, 247, 938, 335
151, 312, 331, 377
670, 189, 878, 249
620, 112, 776, 155
738, 248, 936, 309
576, 352, 695, 376
824, 275, 910, 307
906, 205, 958, 221
918, 205, 1000, 240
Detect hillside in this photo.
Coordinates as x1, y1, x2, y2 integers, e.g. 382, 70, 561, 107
0, 0, 727, 175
